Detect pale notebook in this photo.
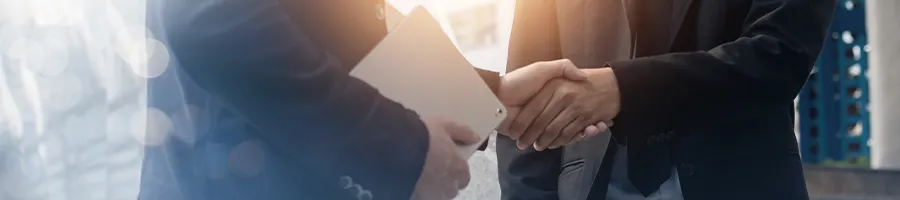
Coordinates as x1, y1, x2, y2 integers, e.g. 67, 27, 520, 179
351, 6, 507, 157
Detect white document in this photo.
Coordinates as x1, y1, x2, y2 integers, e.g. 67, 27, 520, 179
350, 6, 507, 157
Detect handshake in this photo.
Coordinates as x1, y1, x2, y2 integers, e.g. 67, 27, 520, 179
411, 59, 622, 200
494, 59, 620, 150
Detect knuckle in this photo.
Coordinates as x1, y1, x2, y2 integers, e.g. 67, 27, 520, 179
557, 130, 574, 139
570, 127, 586, 138
541, 129, 559, 139
559, 92, 576, 102
575, 107, 593, 117
545, 123, 563, 133
523, 129, 539, 138
511, 121, 528, 132
562, 125, 581, 137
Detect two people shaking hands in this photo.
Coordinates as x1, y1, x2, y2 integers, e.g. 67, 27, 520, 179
485, 59, 617, 151
140, 0, 835, 200
140, 0, 622, 199
416, 59, 618, 200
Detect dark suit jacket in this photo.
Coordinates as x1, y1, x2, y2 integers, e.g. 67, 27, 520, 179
498, 0, 836, 199
140, 0, 427, 200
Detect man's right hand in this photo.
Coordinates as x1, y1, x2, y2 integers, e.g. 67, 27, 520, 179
495, 59, 611, 147
411, 117, 479, 200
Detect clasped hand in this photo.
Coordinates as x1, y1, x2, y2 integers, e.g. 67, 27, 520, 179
496, 59, 621, 151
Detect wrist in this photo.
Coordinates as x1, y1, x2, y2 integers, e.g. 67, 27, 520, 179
583, 68, 621, 119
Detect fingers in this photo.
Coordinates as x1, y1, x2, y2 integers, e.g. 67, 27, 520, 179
518, 59, 582, 81
444, 121, 479, 145
508, 86, 554, 142
441, 155, 469, 199
549, 125, 597, 150
583, 125, 600, 137
583, 121, 610, 140
498, 59, 583, 107
532, 113, 577, 150
549, 120, 585, 149
452, 158, 471, 190
442, 184, 459, 199
547, 120, 612, 149
559, 117, 591, 145
521, 90, 573, 151
535, 109, 578, 150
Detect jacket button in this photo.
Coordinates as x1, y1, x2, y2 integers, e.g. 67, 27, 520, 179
338, 176, 353, 189
680, 163, 695, 177
356, 190, 373, 200
646, 135, 657, 145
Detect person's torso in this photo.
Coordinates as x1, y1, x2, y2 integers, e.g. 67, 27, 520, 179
284, 0, 389, 71
548, 0, 810, 199
141, 1, 389, 200
554, 0, 634, 68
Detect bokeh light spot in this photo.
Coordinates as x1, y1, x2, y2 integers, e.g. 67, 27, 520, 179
39, 74, 84, 112
170, 105, 206, 144
124, 37, 171, 79
228, 140, 267, 178
36, 37, 70, 76
37, 135, 63, 162
130, 107, 173, 146
5, 38, 30, 61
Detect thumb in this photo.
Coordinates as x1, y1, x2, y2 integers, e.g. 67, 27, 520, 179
553, 59, 587, 81
445, 122, 480, 145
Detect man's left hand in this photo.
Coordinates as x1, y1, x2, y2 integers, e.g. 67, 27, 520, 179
508, 66, 621, 151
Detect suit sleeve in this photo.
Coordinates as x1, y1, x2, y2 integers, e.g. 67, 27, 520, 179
608, 0, 835, 138
496, 0, 565, 199
159, 0, 427, 199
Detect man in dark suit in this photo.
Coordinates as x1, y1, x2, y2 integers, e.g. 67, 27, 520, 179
140, 0, 479, 199
139, 0, 603, 200
497, 0, 836, 199
137, 0, 506, 199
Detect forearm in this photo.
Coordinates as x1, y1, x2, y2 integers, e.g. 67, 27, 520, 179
159, 0, 428, 198
602, 0, 835, 134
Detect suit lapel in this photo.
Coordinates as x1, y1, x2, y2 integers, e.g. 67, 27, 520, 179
667, 0, 694, 50
634, 0, 694, 56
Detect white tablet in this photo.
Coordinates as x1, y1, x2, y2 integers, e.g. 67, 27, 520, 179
350, 6, 507, 157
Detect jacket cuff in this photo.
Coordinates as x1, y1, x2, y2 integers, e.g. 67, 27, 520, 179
367, 110, 430, 199
605, 60, 675, 150
340, 100, 430, 200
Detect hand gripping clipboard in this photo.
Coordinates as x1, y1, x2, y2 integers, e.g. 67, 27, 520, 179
350, 6, 507, 157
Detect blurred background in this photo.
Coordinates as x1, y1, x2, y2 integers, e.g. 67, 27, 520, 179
0, 0, 898, 199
